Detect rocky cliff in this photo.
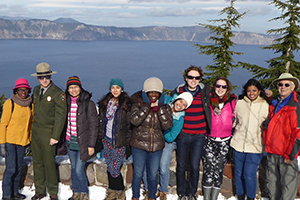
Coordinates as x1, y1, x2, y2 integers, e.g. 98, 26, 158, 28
0, 18, 277, 45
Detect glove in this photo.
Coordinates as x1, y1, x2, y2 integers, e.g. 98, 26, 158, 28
24, 144, 31, 156
0, 144, 8, 158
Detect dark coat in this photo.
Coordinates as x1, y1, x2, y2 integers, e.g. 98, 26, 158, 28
66, 90, 99, 162
130, 91, 173, 152
98, 92, 132, 149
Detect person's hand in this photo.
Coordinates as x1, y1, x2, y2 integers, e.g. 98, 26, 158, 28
88, 147, 95, 156
0, 144, 8, 157
284, 158, 293, 164
265, 89, 273, 98
24, 144, 31, 156
49, 138, 59, 146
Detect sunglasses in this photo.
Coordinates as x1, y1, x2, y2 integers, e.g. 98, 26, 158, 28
38, 75, 51, 80
17, 89, 29, 93
187, 75, 201, 80
215, 84, 227, 89
278, 83, 291, 88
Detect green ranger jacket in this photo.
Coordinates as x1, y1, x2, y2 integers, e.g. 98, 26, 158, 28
32, 82, 67, 140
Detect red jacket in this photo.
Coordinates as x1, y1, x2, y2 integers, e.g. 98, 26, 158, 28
263, 91, 300, 160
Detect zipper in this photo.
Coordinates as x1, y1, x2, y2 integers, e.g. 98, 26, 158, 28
150, 112, 155, 151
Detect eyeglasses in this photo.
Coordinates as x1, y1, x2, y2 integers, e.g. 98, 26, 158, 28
278, 83, 291, 88
17, 89, 29, 93
38, 75, 51, 80
215, 84, 227, 89
187, 75, 201, 80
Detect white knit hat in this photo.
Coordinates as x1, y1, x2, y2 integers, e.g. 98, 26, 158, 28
143, 77, 163, 93
175, 92, 193, 109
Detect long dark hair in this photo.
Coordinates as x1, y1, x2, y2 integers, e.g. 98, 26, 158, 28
98, 91, 132, 112
239, 78, 271, 104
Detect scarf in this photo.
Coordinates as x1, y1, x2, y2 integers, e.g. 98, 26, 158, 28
106, 98, 119, 120
11, 94, 32, 107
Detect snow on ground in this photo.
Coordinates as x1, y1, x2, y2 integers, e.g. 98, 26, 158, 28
0, 181, 289, 200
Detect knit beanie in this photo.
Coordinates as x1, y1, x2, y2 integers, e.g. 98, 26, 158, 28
175, 92, 193, 109
109, 78, 124, 90
66, 76, 82, 88
143, 77, 163, 93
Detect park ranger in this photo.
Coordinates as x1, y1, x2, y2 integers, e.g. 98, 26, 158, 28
30, 63, 67, 200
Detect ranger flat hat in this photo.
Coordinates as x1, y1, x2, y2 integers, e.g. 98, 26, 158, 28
31, 62, 57, 76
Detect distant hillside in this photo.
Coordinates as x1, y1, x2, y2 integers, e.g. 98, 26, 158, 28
54, 18, 80, 24
0, 18, 278, 45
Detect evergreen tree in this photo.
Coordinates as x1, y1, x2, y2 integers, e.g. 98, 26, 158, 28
0, 92, 6, 107
194, 0, 246, 86
243, 0, 300, 89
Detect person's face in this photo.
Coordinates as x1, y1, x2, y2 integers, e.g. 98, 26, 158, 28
37, 75, 51, 88
111, 85, 122, 98
173, 99, 188, 112
16, 87, 29, 99
246, 85, 261, 101
278, 80, 295, 99
185, 70, 201, 91
215, 80, 227, 98
68, 85, 81, 98
147, 91, 160, 102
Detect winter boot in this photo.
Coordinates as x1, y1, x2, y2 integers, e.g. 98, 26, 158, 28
143, 190, 149, 200
80, 192, 89, 200
211, 188, 220, 200
105, 189, 116, 200
202, 187, 212, 200
159, 191, 167, 200
237, 194, 245, 200
68, 193, 81, 200
115, 190, 125, 200
246, 197, 254, 200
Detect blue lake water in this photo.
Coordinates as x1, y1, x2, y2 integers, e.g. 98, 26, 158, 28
0, 39, 281, 101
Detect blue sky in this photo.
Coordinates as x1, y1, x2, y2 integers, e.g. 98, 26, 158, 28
0, 0, 283, 34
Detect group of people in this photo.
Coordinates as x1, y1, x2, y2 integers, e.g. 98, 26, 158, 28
0, 62, 300, 200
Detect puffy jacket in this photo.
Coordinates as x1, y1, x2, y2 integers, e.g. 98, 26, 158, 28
98, 92, 132, 149
230, 96, 269, 154
0, 95, 33, 146
263, 91, 300, 160
210, 96, 236, 138
66, 90, 99, 162
130, 91, 173, 152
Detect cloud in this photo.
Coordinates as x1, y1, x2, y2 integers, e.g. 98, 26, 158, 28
144, 7, 216, 17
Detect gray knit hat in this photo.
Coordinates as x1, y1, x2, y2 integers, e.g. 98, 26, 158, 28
143, 77, 163, 93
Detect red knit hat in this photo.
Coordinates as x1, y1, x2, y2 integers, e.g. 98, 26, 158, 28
13, 78, 32, 90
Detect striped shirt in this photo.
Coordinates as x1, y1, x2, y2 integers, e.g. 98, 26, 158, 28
66, 96, 78, 141
179, 85, 207, 134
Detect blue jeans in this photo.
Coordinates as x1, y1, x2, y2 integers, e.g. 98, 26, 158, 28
132, 147, 162, 199
2, 143, 25, 198
176, 133, 206, 196
66, 141, 89, 194
143, 142, 176, 192
234, 150, 262, 198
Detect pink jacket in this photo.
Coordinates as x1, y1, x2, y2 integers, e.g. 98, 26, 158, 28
210, 99, 235, 138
